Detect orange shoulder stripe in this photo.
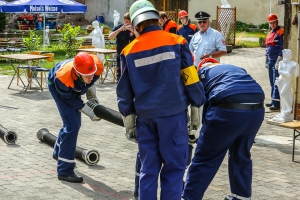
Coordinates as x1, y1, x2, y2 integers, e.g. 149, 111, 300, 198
177, 25, 183, 31
56, 61, 78, 88
122, 30, 186, 55
189, 23, 197, 31
276, 28, 284, 36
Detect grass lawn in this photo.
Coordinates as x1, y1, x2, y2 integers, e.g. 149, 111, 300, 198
235, 31, 267, 48
236, 31, 267, 38
0, 49, 67, 75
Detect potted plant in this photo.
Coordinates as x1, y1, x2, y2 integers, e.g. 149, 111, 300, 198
86, 25, 94, 34
259, 36, 266, 48
99, 23, 110, 34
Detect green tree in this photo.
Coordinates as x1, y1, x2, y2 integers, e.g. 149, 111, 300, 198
60, 23, 83, 58
22, 29, 42, 51
0, 13, 7, 32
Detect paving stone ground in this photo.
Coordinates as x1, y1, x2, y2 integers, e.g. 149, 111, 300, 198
0, 48, 299, 200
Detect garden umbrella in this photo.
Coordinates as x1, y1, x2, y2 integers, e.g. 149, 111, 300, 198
2, 0, 87, 50
0, 0, 8, 12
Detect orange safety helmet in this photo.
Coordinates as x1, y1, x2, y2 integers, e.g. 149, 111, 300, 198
267, 13, 278, 22
178, 10, 188, 18
73, 52, 97, 76
197, 58, 219, 71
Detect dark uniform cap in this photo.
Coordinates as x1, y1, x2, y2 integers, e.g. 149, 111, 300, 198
195, 11, 210, 20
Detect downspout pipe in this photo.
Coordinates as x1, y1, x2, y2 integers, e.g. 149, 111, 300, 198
294, 10, 300, 119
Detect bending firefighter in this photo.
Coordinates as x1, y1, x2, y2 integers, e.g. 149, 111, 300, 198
116, 1, 205, 200
48, 52, 103, 183
182, 58, 265, 200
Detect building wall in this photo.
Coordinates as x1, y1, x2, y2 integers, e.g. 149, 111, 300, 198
188, 0, 284, 26
85, 0, 135, 25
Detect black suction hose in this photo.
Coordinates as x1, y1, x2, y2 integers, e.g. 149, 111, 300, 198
0, 124, 18, 144
86, 102, 124, 127
37, 128, 100, 165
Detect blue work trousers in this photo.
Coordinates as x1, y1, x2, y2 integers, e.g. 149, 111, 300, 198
137, 111, 189, 200
49, 85, 80, 176
134, 143, 194, 198
268, 59, 280, 107
182, 106, 265, 200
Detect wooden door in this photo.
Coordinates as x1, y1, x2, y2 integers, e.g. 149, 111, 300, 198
148, 0, 188, 22
148, 0, 187, 12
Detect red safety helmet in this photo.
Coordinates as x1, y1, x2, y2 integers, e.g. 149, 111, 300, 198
73, 52, 97, 76
178, 10, 188, 18
268, 13, 278, 22
197, 58, 219, 71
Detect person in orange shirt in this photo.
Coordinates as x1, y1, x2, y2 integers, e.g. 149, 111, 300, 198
158, 11, 178, 34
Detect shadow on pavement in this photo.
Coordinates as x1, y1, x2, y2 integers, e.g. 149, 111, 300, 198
60, 172, 133, 200
10, 90, 52, 101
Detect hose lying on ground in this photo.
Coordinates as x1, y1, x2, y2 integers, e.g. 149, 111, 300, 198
0, 124, 18, 144
37, 128, 100, 166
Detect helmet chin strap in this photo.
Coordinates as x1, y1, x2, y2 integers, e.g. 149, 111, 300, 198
75, 71, 84, 82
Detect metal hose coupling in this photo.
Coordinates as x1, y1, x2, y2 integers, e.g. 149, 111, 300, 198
82, 149, 100, 165
0, 124, 18, 145
37, 127, 101, 166
37, 128, 49, 141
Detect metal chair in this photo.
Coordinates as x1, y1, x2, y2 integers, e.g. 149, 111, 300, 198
102, 46, 117, 83
32, 53, 55, 91
104, 53, 117, 83
17, 51, 41, 86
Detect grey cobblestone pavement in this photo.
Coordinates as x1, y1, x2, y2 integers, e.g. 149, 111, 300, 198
0, 48, 299, 199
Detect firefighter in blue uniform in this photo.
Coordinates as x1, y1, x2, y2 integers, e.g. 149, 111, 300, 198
265, 13, 284, 111
48, 52, 103, 183
182, 58, 265, 200
177, 10, 198, 44
117, 1, 205, 199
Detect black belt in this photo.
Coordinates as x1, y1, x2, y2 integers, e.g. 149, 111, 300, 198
218, 102, 264, 110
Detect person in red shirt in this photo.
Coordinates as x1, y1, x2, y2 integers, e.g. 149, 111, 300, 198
265, 13, 284, 111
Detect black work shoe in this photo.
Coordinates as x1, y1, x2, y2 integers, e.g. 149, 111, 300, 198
58, 173, 83, 183
265, 103, 272, 107
224, 195, 233, 200
269, 106, 280, 111
53, 155, 76, 168
134, 191, 138, 200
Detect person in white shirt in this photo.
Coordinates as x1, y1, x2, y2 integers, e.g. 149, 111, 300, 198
189, 11, 227, 67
